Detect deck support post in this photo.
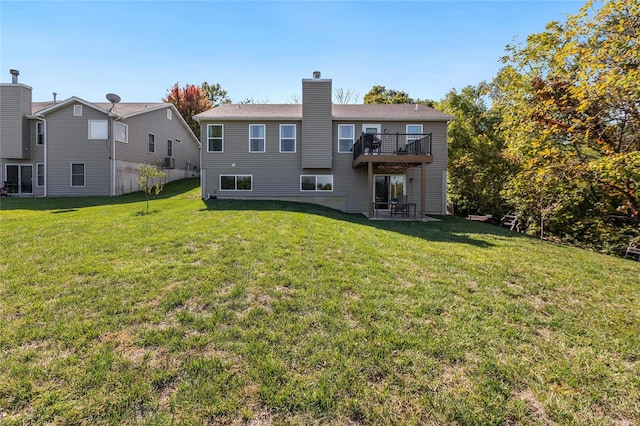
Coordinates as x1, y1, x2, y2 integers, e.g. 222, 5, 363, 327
420, 162, 426, 219
368, 161, 374, 218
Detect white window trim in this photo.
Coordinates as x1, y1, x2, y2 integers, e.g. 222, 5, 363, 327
406, 124, 423, 143
249, 124, 266, 153
219, 174, 253, 191
148, 133, 156, 153
115, 122, 128, 143
167, 109, 172, 120
207, 124, 224, 153
36, 122, 45, 145
88, 120, 108, 140
4, 164, 34, 194
36, 163, 45, 187
73, 105, 82, 116
362, 124, 381, 134
279, 124, 296, 153
300, 175, 334, 192
338, 124, 355, 153
70, 162, 86, 188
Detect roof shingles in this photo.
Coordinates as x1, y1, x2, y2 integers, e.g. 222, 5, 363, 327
194, 103, 453, 121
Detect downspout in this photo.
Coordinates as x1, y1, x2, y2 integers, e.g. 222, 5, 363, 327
43, 117, 47, 197
34, 115, 47, 197
111, 115, 116, 196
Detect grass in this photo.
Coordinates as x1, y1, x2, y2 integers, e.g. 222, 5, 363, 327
1, 178, 639, 425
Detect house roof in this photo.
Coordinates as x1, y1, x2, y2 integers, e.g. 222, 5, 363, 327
194, 103, 454, 121
32, 100, 168, 117
91, 102, 169, 117
30, 99, 200, 146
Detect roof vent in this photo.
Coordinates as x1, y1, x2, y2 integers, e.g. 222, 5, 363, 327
312, 71, 321, 79
9, 69, 19, 84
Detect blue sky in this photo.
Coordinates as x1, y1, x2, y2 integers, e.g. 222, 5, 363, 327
1, 1, 585, 104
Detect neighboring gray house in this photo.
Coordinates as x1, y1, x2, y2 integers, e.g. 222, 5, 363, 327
194, 73, 453, 218
0, 71, 200, 197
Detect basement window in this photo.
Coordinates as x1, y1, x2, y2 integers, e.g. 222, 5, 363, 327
220, 175, 252, 191
300, 175, 333, 191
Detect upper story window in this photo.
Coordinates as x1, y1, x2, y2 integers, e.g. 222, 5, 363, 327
36, 122, 44, 145
88, 120, 108, 140
115, 122, 128, 142
338, 124, 355, 152
301, 175, 333, 192
167, 109, 172, 120
167, 139, 173, 157
406, 125, 423, 143
148, 133, 156, 153
207, 124, 223, 152
280, 124, 296, 153
74, 105, 82, 116
249, 124, 265, 152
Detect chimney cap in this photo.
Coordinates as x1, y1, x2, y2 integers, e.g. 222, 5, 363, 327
9, 69, 19, 76
312, 71, 321, 79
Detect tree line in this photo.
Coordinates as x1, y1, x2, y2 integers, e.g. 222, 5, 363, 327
164, 0, 638, 253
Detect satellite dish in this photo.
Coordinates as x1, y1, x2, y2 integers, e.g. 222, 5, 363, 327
106, 93, 121, 104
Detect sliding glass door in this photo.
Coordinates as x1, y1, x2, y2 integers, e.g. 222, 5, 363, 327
5, 165, 33, 194
373, 175, 405, 210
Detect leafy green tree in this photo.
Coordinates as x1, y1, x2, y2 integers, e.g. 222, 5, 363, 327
163, 83, 213, 135
493, 0, 639, 247
363, 85, 414, 104
201, 81, 231, 106
437, 84, 512, 215
137, 164, 166, 214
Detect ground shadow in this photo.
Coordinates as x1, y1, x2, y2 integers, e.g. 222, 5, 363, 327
0, 178, 200, 211
201, 198, 532, 248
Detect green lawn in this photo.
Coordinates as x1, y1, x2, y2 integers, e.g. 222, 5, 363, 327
1, 178, 638, 425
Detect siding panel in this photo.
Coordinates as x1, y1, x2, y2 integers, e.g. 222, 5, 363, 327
0, 84, 31, 159
45, 104, 111, 196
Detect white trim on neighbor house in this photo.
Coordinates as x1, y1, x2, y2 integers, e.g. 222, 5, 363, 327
4, 164, 34, 194
300, 175, 333, 192
73, 105, 83, 116
338, 124, 355, 153
279, 124, 296, 153
207, 124, 224, 152
219, 174, 253, 191
115, 122, 128, 143
249, 124, 266, 153
88, 120, 108, 140
36, 122, 44, 145
148, 133, 156, 153
70, 162, 86, 187
167, 109, 172, 120
36, 163, 45, 187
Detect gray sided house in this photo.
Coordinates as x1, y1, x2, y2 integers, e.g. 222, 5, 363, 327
0, 73, 200, 197
195, 74, 453, 218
